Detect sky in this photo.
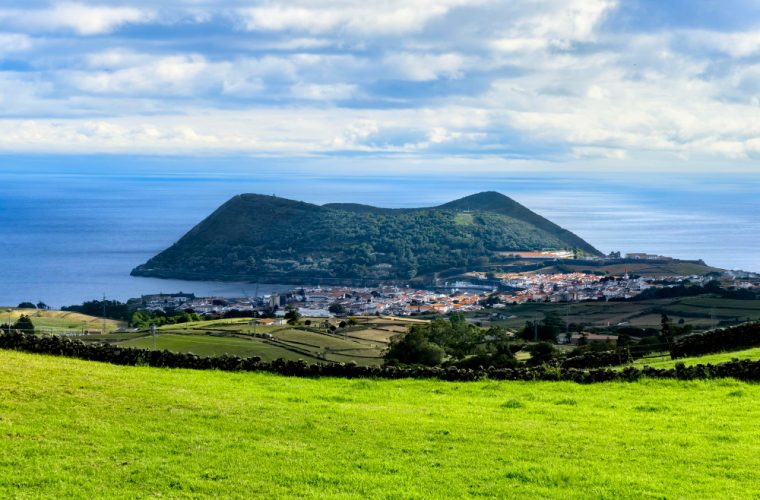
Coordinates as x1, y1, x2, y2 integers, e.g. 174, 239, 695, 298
1, 1, 760, 171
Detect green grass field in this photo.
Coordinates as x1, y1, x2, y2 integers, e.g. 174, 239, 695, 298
1, 350, 758, 498
119, 333, 324, 362
628, 347, 760, 370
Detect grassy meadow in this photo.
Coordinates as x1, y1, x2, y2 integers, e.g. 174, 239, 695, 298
0, 308, 124, 332
1, 350, 758, 498
82, 315, 404, 366
627, 347, 760, 370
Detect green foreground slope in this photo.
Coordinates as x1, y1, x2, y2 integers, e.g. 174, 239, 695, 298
1, 351, 759, 498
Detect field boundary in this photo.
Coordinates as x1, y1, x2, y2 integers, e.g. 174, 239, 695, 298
1, 331, 759, 383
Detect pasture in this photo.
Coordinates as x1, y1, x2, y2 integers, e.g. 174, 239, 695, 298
475, 296, 760, 331
0, 308, 124, 332
0, 350, 758, 498
626, 347, 760, 370
79, 316, 420, 366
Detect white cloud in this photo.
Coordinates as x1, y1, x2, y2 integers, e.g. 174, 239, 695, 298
682, 30, 760, 58
383, 52, 466, 81
68, 50, 370, 100
0, 3, 154, 35
70, 54, 211, 94
2, 0, 760, 168
291, 82, 357, 100
489, 0, 616, 53
238, 0, 475, 35
0, 32, 32, 53
0, 105, 490, 154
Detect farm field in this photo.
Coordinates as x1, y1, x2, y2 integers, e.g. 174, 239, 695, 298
626, 347, 760, 370
95, 316, 415, 365
117, 333, 323, 362
473, 296, 760, 331
0, 308, 124, 332
1, 350, 758, 498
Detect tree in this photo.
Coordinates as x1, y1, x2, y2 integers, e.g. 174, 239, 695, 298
526, 342, 557, 365
519, 312, 565, 343
36, 302, 49, 310
284, 305, 301, 325
385, 329, 445, 366
17, 302, 36, 309
425, 314, 479, 358
14, 315, 35, 334
328, 302, 346, 315
660, 313, 672, 338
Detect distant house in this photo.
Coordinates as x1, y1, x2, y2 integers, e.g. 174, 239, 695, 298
252, 318, 287, 326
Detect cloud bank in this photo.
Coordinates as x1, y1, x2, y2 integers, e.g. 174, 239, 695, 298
0, 0, 759, 168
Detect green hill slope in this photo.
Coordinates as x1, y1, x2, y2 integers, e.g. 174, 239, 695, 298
132, 191, 601, 283
1, 350, 758, 498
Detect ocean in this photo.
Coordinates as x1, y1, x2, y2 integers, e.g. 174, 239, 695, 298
1, 158, 758, 307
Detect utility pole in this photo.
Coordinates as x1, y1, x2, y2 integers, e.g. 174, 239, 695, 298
710, 308, 716, 330
102, 294, 107, 335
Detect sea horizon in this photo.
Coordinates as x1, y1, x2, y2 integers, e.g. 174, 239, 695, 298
1, 159, 758, 308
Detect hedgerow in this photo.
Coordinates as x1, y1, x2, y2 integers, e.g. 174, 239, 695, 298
671, 322, 760, 358
1, 331, 759, 383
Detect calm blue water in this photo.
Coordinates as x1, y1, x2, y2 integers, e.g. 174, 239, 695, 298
1, 157, 758, 307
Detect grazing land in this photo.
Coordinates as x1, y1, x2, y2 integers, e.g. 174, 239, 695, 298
473, 296, 760, 330
80, 316, 415, 365
0, 308, 124, 332
624, 347, 760, 370
1, 350, 758, 498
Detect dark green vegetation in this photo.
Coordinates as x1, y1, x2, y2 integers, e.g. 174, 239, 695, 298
672, 322, 760, 358
1, 350, 758, 498
386, 313, 519, 368
132, 191, 601, 283
632, 279, 758, 301
557, 320, 760, 372
62, 299, 132, 322
0, 314, 34, 333
537, 259, 721, 277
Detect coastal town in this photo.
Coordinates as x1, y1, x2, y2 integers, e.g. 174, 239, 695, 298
135, 271, 760, 318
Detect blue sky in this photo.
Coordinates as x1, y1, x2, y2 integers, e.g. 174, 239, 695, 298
1, 0, 760, 171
